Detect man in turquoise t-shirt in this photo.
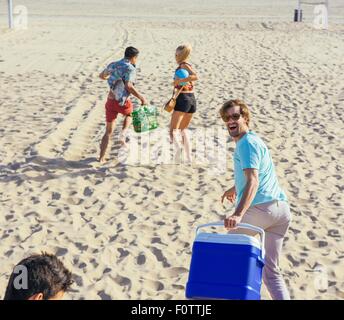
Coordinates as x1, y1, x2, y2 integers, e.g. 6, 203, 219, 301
233, 130, 288, 208
220, 99, 291, 300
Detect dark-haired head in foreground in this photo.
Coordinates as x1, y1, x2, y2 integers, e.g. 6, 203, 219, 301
4, 252, 73, 300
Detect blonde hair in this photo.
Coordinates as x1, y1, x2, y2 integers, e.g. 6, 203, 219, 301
176, 44, 192, 64
219, 99, 251, 126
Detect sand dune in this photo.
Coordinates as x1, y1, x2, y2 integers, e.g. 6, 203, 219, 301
0, 1, 344, 300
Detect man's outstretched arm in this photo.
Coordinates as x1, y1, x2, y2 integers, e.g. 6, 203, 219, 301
125, 81, 147, 105
99, 69, 110, 80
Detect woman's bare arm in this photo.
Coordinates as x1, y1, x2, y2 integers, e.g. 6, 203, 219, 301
178, 63, 198, 83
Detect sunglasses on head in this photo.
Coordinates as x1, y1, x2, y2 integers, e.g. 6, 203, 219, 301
223, 113, 242, 122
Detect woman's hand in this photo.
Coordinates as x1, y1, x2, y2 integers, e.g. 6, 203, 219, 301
224, 214, 242, 230
221, 186, 236, 204
173, 78, 181, 86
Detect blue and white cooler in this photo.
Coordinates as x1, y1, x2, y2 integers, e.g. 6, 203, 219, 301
186, 222, 265, 300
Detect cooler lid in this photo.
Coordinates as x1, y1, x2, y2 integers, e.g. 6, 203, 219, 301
195, 232, 262, 251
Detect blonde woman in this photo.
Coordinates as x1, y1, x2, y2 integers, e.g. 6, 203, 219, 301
170, 44, 198, 162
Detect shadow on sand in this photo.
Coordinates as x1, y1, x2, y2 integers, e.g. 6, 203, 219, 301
0, 156, 109, 183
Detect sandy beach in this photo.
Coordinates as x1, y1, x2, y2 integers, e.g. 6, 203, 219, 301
0, 0, 343, 300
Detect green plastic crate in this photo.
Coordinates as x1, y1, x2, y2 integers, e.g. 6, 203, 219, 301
132, 105, 159, 133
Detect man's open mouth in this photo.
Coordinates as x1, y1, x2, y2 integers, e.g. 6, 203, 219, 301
228, 124, 238, 131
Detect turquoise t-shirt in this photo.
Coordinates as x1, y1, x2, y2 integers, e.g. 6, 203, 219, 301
233, 131, 287, 208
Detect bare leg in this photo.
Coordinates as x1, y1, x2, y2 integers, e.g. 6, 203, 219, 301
120, 115, 132, 147
179, 113, 193, 163
169, 111, 185, 144
99, 121, 116, 163
170, 111, 186, 163
181, 129, 192, 163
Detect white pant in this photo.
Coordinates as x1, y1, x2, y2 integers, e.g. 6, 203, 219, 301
231, 200, 292, 300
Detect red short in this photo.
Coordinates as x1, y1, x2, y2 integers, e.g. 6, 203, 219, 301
105, 98, 133, 122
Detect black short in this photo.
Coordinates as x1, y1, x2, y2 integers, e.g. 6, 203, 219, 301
174, 93, 196, 113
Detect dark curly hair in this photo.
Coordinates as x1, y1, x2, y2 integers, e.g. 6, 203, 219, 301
4, 252, 73, 300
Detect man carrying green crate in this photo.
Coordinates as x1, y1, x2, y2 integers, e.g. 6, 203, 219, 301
98, 46, 147, 163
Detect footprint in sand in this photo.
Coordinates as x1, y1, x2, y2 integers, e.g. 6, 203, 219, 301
172, 284, 185, 290
98, 290, 112, 300
75, 242, 88, 252
73, 275, 83, 287
118, 248, 130, 259
306, 231, 316, 240
90, 160, 103, 168
163, 267, 189, 278
5, 249, 14, 257
328, 229, 340, 238
151, 237, 165, 245
287, 254, 301, 267
78, 262, 87, 269
316, 240, 328, 248
83, 186, 94, 197
150, 247, 171, 268
52, 192, 61, 200
5, 214, 14, 221
128, 213, 137, 222
90, 258, 99, 268
56, 247, 68, 257
67, 197, 83, 205
115, 275, 131, 288
137, 253, 146, 265
142, 279, 164, 291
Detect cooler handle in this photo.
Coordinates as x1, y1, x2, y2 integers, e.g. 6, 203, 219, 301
195, 222, 265, 258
